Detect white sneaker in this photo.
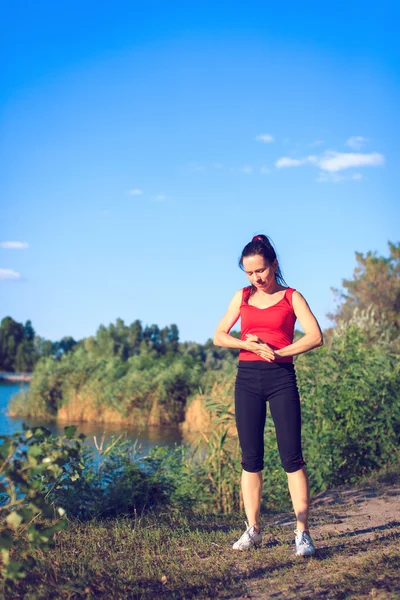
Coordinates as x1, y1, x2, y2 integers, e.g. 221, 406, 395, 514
232, 521, 262, 550
294, 528, 315, 557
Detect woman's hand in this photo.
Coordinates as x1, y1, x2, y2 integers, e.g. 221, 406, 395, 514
243, 334, 276, 361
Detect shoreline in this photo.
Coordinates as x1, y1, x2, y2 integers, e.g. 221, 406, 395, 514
0, 373, 32, 383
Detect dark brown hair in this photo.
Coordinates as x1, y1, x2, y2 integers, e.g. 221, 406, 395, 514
238, 234, 288, 289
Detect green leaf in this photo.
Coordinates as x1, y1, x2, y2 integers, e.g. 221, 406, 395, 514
27, 444, 43, 458
6, 511, 23, 531
64, 425, 78, 439
1, 548, 10, 566
5, 560, 27, 580
0, 441, 13, 459
32, 427, 45, 437
0, 531, 14, 550
33, 425, 52, 438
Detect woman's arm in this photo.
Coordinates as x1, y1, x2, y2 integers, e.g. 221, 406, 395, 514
274, 291, 324, 359
213, 290, 275, 360
213, 290, 244, 349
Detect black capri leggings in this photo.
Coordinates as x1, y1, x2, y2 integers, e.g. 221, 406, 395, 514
234, 361, 307, 474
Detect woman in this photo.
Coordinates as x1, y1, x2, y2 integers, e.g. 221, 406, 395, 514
213, 234, 323, 557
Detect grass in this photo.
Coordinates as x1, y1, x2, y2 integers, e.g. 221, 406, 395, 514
3, 463, 400, 599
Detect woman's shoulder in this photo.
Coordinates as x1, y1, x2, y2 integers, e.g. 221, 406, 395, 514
289, 289, 309, 310
235, 285, 252, 305
236, 285, 252, 295
285, 286, 298, 295
284, 287, 298, 309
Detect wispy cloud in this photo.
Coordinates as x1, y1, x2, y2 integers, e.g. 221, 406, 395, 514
316, 172, 363, 183
346, 136, 368, 150
0, 268, 21, 280
155, 194, 166, 201
318, 151, 384, 172
241, 165, 253, 174
213, 162, 223, 169
256, 134, 274, 143
276, 150, 384, 175
127, 189, 143, 196
276, 156, 316, 168
0, 241, 29, 249
260, 165, 270, 174
309, 140, 324, 147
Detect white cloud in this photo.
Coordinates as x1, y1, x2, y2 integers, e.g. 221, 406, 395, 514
346, 136, 368, 150
318, 151, 384, 172
316, 171, 364, 183
127, 189, 143, 196
155, 194, 166, 201
0, 268, 21, 280
276, 157, 310, 168
256, 134, 274, 143
276, 151, 384, 175
0, 241, 29, 249
241, 165, 253, 174
309, 140, 324, 147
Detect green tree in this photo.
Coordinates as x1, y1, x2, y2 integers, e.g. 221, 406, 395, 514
34, 336, 54, 358
327, 241, 400, 349
14, 321, 39, 371
53, 336, 77, 359
0, 317, 24, 372
165, 323, 179, 354
23, 320, 35, 342
128, 319, 143, 355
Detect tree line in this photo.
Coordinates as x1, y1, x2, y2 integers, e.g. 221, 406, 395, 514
0, 318, 77, 372
0, 315, 240, 373
1, 240, 399, 373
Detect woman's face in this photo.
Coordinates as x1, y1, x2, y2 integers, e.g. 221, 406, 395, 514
242, 254, 278, 290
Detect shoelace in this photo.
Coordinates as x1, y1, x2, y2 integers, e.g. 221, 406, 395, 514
294, 529, 312, 546
239, 523, 260, 544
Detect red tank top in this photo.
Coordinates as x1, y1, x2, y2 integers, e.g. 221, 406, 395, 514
239, 286, 297, 363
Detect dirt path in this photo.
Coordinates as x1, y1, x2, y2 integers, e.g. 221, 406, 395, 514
234, 471, 400, 599
274, 474, 400, 542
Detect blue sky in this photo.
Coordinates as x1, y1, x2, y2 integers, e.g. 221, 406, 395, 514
1, 1, 399, 344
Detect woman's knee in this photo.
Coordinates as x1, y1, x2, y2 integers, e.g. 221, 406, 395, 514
241, 456, 264, 472
281, 455, 307, 473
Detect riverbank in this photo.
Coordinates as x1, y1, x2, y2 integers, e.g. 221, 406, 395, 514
7, 378, 233, 434
8, 390, 209, 431
6, 462, 400, 599
0, 372, 32, 382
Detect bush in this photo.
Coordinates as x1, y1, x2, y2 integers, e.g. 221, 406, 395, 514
9, 351, 203, 426
48, 435, 173, 521
297, 323, 400, 493
0, 424, 84, 583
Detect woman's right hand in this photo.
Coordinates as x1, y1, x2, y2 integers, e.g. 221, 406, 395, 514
242, 336, 275, 361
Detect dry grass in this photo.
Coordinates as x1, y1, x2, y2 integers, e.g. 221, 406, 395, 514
4, 464, 400, 599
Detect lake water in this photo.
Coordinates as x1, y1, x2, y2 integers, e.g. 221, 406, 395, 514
0, 381, 187, 455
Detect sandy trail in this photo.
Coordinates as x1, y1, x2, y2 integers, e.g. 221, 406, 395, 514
234, 472, 400, 599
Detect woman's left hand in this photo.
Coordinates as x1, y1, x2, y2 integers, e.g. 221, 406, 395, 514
245, 334, 277, 361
